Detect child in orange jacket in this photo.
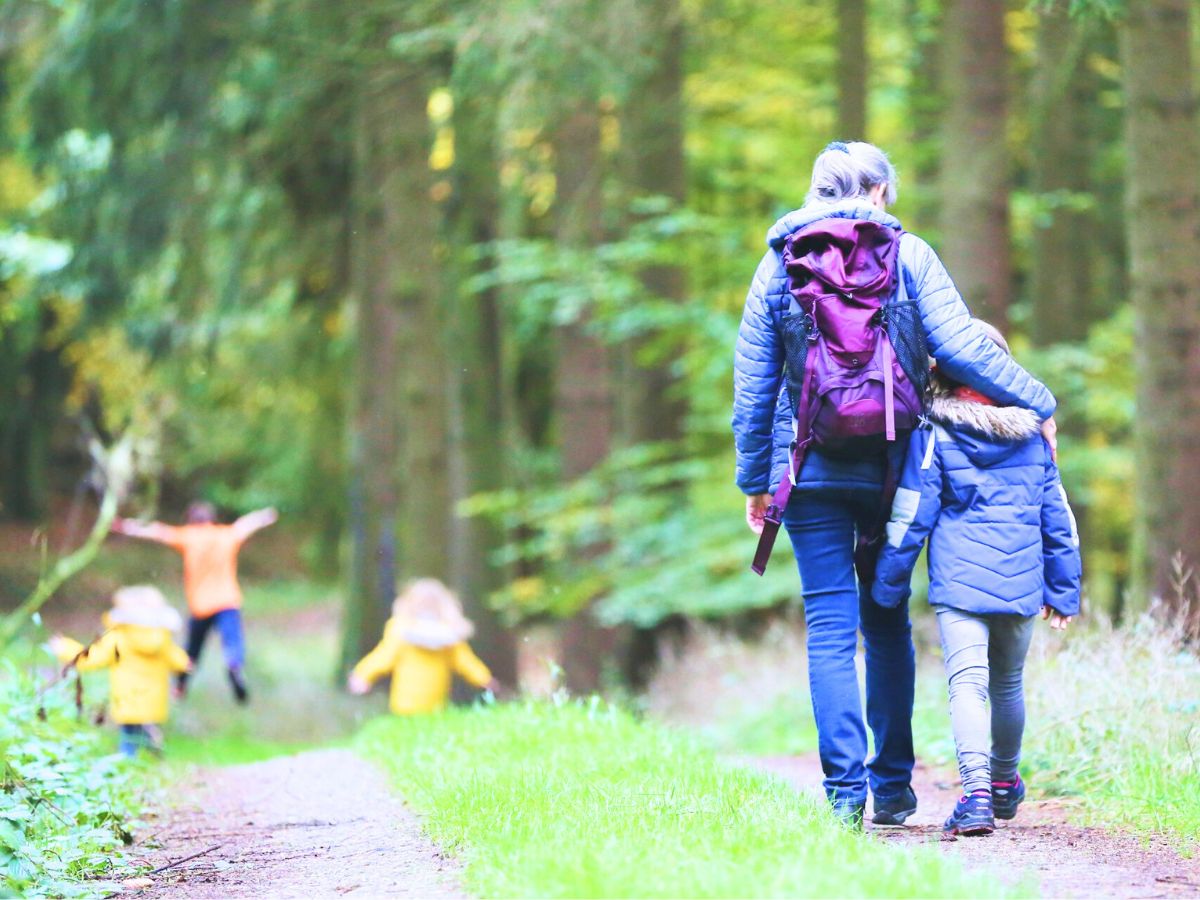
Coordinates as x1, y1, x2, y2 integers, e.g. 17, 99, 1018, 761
348, 579, 499, 714
51, 586, 191, 757
111, 501, 277, 703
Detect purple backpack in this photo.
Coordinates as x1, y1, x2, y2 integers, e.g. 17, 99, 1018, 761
751, 218, 927, 576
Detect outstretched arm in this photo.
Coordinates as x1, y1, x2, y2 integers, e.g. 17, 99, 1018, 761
347, 622, 402, 694
231, 507, 278, 542
111, 517, 183, 547
52, 632, 119, 672
451, 642, 497, 691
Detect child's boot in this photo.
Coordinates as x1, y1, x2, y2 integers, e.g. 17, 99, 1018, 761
991, 774, 1025, 820
943, 790, 994, 836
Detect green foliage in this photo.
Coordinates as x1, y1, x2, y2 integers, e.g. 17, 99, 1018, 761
694, 610, 1200, 847
1024, 308, 1135, 610
469, 443, 799, 626
358, 701, 1023, 899
0, 662, 143, 898
1019, 612, 1200, 845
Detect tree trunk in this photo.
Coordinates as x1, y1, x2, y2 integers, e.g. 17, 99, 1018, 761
617, 0, 687, 684
836, 0, 867, 140
905, 0, 941, 233
1119, 0, 1200, 612
445, 91, 518, 686
619, 0, 687, 447
554, 105, 619, 694
1030, 7, 1092, 346
341, 50, 438, 668
939, 0, 1010, 329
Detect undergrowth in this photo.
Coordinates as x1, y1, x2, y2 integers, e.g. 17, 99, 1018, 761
0, 660, 143, 898
1019, 612, 1200, 846
359, 701, 1022, 899
660, 611, 1200, 850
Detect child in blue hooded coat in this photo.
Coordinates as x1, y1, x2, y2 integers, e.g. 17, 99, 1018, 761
872, 321, 1081, 836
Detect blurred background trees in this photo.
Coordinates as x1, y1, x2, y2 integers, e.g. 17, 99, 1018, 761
0, 0, 1195, 684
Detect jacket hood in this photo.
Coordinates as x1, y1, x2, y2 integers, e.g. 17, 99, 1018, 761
395, 615, 472, 650
930, 389, 1042, 467
766, 199, 901, 249
112, 623, 174, 656
104, 603, 183, 632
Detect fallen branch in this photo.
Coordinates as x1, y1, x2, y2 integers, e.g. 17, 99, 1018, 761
0, 435, 132, 652
148, 844, 224, 875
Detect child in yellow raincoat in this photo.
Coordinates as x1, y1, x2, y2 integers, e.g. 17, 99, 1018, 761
347, 578, 499, 714
51, 586, 191, 757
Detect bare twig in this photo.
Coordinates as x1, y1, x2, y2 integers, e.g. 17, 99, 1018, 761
148, 844, 224, 875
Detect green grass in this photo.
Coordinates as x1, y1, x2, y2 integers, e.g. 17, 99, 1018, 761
681, 612, 1200, 851
358, 701, 1023, 899
1017, 614, 1200, 848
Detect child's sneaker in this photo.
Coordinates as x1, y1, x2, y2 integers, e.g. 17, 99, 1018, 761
943, 791, 994, 836
991, 775, 1025, 820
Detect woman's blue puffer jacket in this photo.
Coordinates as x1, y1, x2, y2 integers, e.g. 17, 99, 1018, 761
732, 201, 1057, 495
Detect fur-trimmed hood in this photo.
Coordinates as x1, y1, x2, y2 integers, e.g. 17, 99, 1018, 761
396, 615, 474, 650
929, 382, 1042, 468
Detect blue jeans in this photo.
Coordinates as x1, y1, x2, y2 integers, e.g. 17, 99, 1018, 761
118, 724, 163, 757
185, 608, 246, 671
784, 488, 916, 806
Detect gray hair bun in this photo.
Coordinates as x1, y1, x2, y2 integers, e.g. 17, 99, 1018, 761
806, 141, 898, 207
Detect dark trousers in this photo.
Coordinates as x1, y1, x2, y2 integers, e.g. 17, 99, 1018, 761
783, 488, 916, 807
185, 607, 246, 670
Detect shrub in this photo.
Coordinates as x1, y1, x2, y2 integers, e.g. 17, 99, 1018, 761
0, 660, 143, 897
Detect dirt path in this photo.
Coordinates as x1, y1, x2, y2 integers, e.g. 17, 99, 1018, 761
754, 754, 1200, 899
131, 749, 463, 899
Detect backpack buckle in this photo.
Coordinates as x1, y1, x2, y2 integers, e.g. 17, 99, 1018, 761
803, 313, 820, 343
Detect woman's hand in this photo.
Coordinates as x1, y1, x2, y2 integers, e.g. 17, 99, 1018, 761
1041, 416, 1058, 463
1041, 606, 1072, 631
746, 494, 773, 535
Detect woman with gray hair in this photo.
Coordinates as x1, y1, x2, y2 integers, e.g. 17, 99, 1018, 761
731, 141, 1058, 827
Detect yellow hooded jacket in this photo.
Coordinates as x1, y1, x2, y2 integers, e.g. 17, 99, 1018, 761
351, 616, 493, 715
56, 623, 190, 725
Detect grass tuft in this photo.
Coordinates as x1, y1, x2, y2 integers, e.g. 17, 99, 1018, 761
1018, 612, 1200, 846
359, 701, 1021, 899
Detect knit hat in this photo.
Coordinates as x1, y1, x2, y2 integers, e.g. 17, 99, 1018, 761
107, 585, 183, 632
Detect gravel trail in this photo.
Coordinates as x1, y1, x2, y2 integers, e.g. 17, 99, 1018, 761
755, 754, 1200, 899
131, 749, 463, 899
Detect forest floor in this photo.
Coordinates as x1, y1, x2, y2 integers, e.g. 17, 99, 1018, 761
129, 749, 463, 899
128, 749, 1200, 900
754, 753, 1200, 899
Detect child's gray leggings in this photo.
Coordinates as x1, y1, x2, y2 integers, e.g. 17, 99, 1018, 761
935, 607, 1036, 794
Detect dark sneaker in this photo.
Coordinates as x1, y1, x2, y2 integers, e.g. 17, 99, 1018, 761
872, 787, 918, 825
992, 775, 1026, 820
228, 668, 249, 705
831, 800, 866, 831
943, 791, 994, 836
